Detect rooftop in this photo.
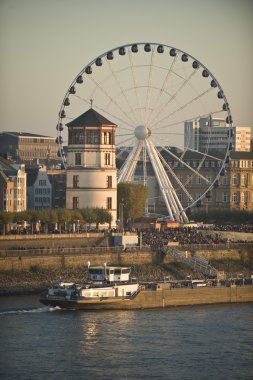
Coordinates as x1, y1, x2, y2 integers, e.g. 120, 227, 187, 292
66, 108, 117, 128
1, 131, 53, 138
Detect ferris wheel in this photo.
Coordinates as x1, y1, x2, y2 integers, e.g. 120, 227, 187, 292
56, 42, 233, 223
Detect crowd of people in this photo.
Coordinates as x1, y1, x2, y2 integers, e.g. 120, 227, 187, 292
141, 228, 225, 249
140, 224, 253, 249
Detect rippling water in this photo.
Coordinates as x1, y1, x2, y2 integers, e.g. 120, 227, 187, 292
0, 296, 252, 380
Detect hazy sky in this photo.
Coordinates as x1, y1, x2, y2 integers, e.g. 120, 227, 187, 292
0, 0, 252, 138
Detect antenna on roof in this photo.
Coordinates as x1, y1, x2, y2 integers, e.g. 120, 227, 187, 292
90, 99, 94, 108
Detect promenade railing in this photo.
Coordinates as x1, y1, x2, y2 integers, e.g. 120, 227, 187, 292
0, 242, 252, 258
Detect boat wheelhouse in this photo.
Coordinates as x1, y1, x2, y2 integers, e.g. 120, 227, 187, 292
88, 266, 132, 283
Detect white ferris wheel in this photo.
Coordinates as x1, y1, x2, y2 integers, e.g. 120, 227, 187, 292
56, 42, 233, 223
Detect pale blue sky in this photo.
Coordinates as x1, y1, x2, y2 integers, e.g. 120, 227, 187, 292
0, 0, 252, 137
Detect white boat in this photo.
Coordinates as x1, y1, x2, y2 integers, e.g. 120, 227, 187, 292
40, 265, 139, 310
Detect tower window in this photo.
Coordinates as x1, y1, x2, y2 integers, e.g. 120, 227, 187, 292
107, 197, 112, 210
102, 132, 112, 144
106, 176, 112, 188
105, 153, 111, 165
73, 175, 79, 188
74, 131, 84, 144
87, 131, 100, 144
73, 197, 79, 209
75, 153, 81, 165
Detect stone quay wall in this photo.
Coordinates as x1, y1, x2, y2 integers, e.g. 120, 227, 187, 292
0, 233, 252, 272
0, 247, 252, 272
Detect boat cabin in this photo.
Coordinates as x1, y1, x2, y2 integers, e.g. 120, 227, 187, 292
88, 266, 131, 283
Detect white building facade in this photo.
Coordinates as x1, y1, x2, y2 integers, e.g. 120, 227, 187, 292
184, 116, 251, 152
233, 126, 251, 151
66, 108, 117, 227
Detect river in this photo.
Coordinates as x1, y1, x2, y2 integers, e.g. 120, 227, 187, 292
0, 295, 252, 380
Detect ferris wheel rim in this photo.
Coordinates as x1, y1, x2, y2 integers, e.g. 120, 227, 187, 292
56, 42, 233, 219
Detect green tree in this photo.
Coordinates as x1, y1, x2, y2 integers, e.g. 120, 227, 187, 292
70, 210, 83, 232
50, 209, 58, 231
0, 211, 13, 235
58, 208, 72, 233
37, 208, 51, 233
117, 183, 147, 224
80, 208, 97, 232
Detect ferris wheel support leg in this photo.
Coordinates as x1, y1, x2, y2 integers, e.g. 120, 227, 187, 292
146, 138, 189, 223
118, 140, 143, 183
146, 143, 174, 220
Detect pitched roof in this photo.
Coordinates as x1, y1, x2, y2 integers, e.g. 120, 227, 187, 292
66, 108, 116, 128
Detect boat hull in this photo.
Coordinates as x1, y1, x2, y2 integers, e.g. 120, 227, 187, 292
40, 296, 138, 310
40, 285, 253, 310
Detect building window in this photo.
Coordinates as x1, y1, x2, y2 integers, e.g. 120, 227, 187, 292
73, 197, 79, 209
241, 174, 246, 186
232, 174, 238, 186
196, 192, 202, 200
105, 153, 111, 165
222, 176, 229, 185
87, 131, 100, 144
177, 175, 183, 185
244, 191, 249, 205
107, 197, 112, 210
196, 176, 202, 185
74, 131, 84, 144
222, 192, 228, 203
232, 192, 239, 203
75, 153, 81, 165
187, 175, 193, 185
102, 132, 112, 144
106, 176, 112, 188
73, 175, 79, 188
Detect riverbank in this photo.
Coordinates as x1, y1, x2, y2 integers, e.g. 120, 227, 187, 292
1, 260, 252, 296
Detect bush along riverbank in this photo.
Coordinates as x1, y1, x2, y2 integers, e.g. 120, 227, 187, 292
0, 260, 252, 296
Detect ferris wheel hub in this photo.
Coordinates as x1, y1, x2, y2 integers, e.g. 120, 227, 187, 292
134, 125, 150, 140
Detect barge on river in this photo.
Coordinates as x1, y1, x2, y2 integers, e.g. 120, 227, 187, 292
40, 265, 253, 310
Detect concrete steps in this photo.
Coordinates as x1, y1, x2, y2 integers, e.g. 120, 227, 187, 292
162, 246, 220, 277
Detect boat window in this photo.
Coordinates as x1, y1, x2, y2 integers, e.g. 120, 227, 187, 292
114, 269, 121, 275
122, 269, 130, 274
89, 269, 103, 275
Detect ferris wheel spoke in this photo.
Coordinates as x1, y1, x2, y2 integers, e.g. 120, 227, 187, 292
148, 68, 199, 129
145, 53, 179, 127
70, 93, 134, 129
88, 75, 137, 127
106, 59, 140, 125
150, 108, 224, 134
116, 135, 136, 152
127, 48, 144, 124
157, 142, 210, 184
143, 48, 156, 126
150, 87, 214, 131
156, 151, 194, 202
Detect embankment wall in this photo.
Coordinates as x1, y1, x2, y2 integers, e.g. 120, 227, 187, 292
0, 248, 252, 272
